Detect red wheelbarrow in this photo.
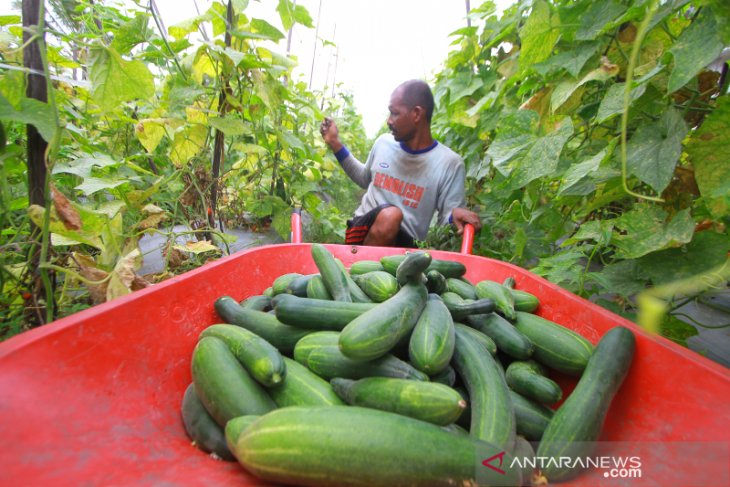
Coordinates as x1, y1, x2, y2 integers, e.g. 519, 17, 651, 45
0, 217, 728, 486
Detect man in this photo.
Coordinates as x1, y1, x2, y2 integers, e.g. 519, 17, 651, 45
320, 79, 481, 247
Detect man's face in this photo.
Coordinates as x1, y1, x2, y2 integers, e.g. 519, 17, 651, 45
387, 89, 416, 142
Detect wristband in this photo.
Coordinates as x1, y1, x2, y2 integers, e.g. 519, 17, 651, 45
334, 146, 350, 163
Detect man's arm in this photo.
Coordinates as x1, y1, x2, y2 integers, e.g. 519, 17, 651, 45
436, 160, 482, 235
320, 117, 370, 189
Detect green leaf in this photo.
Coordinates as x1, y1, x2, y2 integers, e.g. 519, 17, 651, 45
169, 125, 208, 165
111, 12, 152, 55
519, 0, 560, 68
551, 64, 620, 113
489, 112, 574, 187
708, 1, 730, 43
667, 9, 724, 94
563, 219, 614, 247
533, 41, 601, 78
575, 0, 627, 40
627, 108, 688, 194
448, 72, 484, 102
250, 18, 285, 42
89, 46, 155, 112
637, 231, 730, 285
612, 206, 694, 259
559, 143, 616, 196
134, 119, 166, 153
588, 260, 647, 297
292, 4, 314, 28
75, 177, 126, 196
685, 97, 730, 218
530, 249, 585, 291
595, 82, 647, 124
0, 94, 57, 142
277, 0, 294, 31
0, 15, 20, 26
209, 116, 249, 136
278, 130, 305, 151
53, 154, 118, 178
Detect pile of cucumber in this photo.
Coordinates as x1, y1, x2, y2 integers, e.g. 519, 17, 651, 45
181, 245, 636, 486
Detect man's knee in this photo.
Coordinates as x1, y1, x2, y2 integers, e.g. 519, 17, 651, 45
375, 205, 403, 226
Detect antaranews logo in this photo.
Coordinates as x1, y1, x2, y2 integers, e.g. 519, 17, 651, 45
483, 452, 642, 479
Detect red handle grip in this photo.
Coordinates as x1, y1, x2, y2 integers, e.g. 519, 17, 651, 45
460, 223, 475, 255
290, 210, 302, 244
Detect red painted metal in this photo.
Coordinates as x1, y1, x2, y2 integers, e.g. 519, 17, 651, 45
0, 244, 728, 486
290, 210, 302, 243
460, 223, 475, 254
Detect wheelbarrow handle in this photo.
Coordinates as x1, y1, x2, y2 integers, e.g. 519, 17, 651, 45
290, 209, 303, 244
460, 223, 475, 255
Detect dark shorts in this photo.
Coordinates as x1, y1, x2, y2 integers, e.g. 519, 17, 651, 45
345, 204, 415, 247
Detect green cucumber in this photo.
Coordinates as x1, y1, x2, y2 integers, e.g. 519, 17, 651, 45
330, 377, 466, 426
510, 390, 554, 442
454, 323, 497, 356
352, 271, 399, 303
430, 365, 456, 387
286, 273, 317, 297
349, 259, 385, 275
293, 331, 428, 381
262, 286, 273, 297
425, 269, 447, 294
272, 273, 302, 295
511, 289, 540, 312
336, 258, 373, 303
272, 294, 376, 330
381, 254, 467, 278
396, 251, 432, 285
537, 326, 636, 482
514, 311, 594, 376
505, 360, 563, 405
199, 324, 286, 387
339, 281, 428, 361
446, 278, 477, 300
181, 383, 235, 461
467, 313, 534, 360
214, 296, 310, 354
452, 326, 515, 450
502, 277, 516, 289
224, 415, 259, 457
311, 244, 351, 302
475, 280, 516, 320
441, 292, 496, 321
408, 294, 455, 374
191, 336, 276, 427
512, 435, 537, 485
441, 423, 470, 436
239, 294, 271, 311
268, 357, 344, 407
306, 274, 332, 300
234, 406, 522, 487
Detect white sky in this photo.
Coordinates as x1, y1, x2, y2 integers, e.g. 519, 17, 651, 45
2, 0, 514, 136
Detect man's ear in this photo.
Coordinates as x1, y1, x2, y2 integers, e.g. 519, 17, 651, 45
412, 105, 425, 123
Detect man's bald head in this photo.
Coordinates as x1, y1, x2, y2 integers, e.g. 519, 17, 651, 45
394, 80, 435, 123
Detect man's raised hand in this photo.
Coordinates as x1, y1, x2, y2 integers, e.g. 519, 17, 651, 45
320, 117, 343, 152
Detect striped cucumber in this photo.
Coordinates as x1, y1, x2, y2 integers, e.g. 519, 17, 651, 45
352, 271, 399, 303
452, 326, 515, 450
408, 294, 455, 374
514, 311, 594, 376
191, 337, 276, 427
268, 357, 344, 407
214, 296, 310, 354
510, 390, 554, 441
381, 254, 467, 278
224, 415, 259, 458
294, 331, 428, 381
330, 377, 467, 426
467, 313, 534, 359
180, 383, 235, 461
454, 323, 498, 356
306, 274, 332, 300
272, 294, 376, 330
511, 289, 540, 312
336, 258, 373, 303
537, 326, 636, 482
349, 259, 386, 275
446, 277, 477, 300
425, 269, 447, 294
200, 324, 286, 387
505, 360, 563, 405
475, 280, 516, 320
430, 365, 456, 387
441, 292, 496, 321
311, 244, 351, 302
395, 251, 432, 285
339, 281, 428, 361
239, 294, 271, 311
234, 406, 522, 487
272, 273, 302, 295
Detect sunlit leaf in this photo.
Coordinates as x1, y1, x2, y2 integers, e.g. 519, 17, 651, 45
106, 249, 142, 301
75, 177, 126, 196
209, 116, 248, 136
89, 46, 154, 111
519, 0, 560, 68
53, 154, 118, 178
192, 47, 217, 85
135, 119, 166, 153
170, 125, 208, 165
174, 240, 221, 254
250, 18, 285, 42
